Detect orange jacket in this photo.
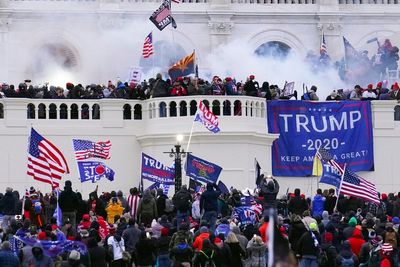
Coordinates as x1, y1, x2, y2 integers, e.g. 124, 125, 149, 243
193, 233, 210, 251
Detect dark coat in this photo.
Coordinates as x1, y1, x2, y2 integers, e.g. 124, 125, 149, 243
122, 226, 141, 253
227, 242, 245, 267
88, 244, 107, 267
297, 231, 321, 257
136, 238, 156, 266
58, 186, 79, 213
2, 191, 16, 215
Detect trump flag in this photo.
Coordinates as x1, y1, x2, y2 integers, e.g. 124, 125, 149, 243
186, 154, 222, 184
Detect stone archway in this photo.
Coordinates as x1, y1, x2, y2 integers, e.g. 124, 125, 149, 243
30, 43, 80, 84
255, 41, 291, 59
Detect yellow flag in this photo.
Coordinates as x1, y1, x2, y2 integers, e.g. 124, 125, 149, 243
312, 156, 322, 176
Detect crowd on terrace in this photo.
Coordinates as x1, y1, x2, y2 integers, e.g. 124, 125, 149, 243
1, 74, 400, 101
0, 177, 399, 266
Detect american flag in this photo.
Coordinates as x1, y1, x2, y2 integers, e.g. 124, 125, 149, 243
340, 167, 379, 204
316, 147, 344, 175
27, 128, 69, 189
73, 139, 111, 160
320, 33, 327, 56
142, 32, 154, 59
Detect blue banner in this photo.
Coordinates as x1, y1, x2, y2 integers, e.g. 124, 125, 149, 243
141, 153, 175, 185
186, 154, 222, 184
232, 206, 256, 224
267, 101, 374, 176
77, 161, 114, 183
319, 161, 342, 188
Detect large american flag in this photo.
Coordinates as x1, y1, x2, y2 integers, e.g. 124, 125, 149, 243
316, 147, 344, 174
27, 128, 69, 189
142, 32, 154, 59
73, 139, 111, 160
340, 167, 379, 204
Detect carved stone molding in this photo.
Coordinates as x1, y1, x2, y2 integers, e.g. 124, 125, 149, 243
208, 21, 234, 35
317, 22, 342, 34
97, 16, 124, 30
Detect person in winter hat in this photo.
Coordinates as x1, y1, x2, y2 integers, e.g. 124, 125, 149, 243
193, 226, 210, 252
380, 243, 394, 267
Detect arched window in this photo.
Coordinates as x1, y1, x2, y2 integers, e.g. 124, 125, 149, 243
0, 103, 3, 119
180, 101, 187, 117
81, 104, 89, 120
212, 100, 220, 116
261, 102, 266, 118
169, 101, 177, 117
255, 102, 260, 117
38, 104, 46, 119
234, 100, 242, 116
159, 102, 167, 118
190, 100, 197, 115
27, 103, 36, 119
49, 104, 57, 119
395, 105, 400, 121
60, 104, 68, 119
92, 104, 100, 120
71, 104, 78, 119
223, 100, 231, 116
134, 104, 142, 120
123, 104, 132, 120
202, 100, 210, 109
255, 41, 291, 60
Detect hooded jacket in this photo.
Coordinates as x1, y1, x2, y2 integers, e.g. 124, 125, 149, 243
138, 191, 157, 218
28, 242, 54, 267
2, 191, 16, 215
88, 191, 106, 218
348, 228, 366, 256
105, 202, 124, 224
200, 184, 221, 212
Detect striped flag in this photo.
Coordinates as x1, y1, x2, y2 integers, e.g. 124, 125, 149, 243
142, 32, 154, 58
27, 128, 69, 189
339, 166, 379, 204
316, 147, 344, 175
72, 139, 111, 160
320, 33, 327, 56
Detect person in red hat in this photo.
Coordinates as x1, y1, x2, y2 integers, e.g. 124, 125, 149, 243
390, 82, 400, 100
362, 84, 377, 100
224, 77, 237, 95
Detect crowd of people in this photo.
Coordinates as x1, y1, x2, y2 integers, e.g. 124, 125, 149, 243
0, 176, 399, 266
1, 74, 400, 103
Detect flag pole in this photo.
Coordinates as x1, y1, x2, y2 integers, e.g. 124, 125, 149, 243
334, 163, 346, 212
184, 118, 196, 186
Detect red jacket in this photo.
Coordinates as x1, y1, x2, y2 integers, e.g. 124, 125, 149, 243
193, 232, 210, 251
259, 222, 269, 243
348, 228, 365, 256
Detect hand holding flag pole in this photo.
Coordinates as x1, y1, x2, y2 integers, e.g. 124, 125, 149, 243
334, 163, 346, 212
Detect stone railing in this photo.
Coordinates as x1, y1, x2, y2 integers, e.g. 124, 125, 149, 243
0, 96, 266, 124
0, 98, 399, 127
338, 0, 399, 3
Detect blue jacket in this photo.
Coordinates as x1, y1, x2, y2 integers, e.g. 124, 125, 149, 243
200, 185, 221, 212
312, 195, 325, 217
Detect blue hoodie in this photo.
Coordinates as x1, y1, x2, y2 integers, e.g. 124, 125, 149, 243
312, 195, 325, 218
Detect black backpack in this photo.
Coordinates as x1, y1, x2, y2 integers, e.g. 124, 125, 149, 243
200, 250, 216, 267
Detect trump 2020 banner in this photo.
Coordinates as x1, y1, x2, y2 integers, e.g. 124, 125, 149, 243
267, 101, 374, 176
186, 154, 222, 184
141, 153, 175, 185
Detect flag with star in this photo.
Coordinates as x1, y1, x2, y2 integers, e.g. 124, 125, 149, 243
168, 51, 195, 81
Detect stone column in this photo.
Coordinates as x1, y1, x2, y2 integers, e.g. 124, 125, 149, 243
0, 13, 10, 81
